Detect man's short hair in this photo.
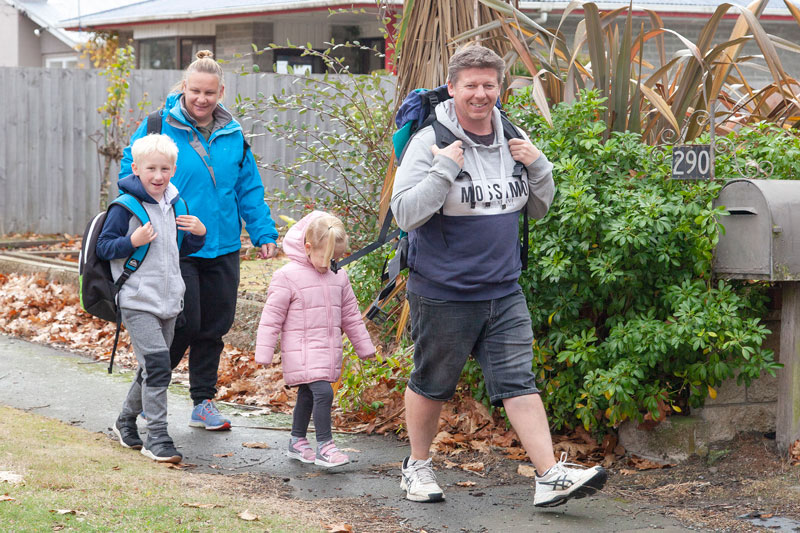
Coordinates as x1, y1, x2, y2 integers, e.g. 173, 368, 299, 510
131, 134, 179, 167
447, 44, 506, 86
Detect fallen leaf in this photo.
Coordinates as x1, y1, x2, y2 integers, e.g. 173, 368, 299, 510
517, 464, 538, 478
237, 409, 271, 417
213, 452, 234, 457
50, 510, 88, 516
455, 481, 476, 487
460, 462, 485, 473
1, 494, 15, 502
242, 442, 270, 449
504, 447, 528, 461
619, 468, 638, 475
52, 526, 65, 531
629, 455, 675, 470
238, 510, 259, 521
181, 502, 221, 509
339, 448, 360, 453
324, 523, 354, 533
0, 471, 24, 484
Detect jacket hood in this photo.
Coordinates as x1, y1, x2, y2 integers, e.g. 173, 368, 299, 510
282, 211, 328, 267
434, 99, 507, 146
165, 91, 237, 133
118, 173, 180, 205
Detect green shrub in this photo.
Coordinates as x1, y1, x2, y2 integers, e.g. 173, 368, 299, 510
501, 89, 780, 435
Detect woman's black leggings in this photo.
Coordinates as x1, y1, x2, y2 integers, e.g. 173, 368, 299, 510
291, 381, 334, 443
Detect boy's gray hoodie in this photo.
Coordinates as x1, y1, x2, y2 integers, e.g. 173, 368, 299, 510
391, 99, 555, 301
97, 174, 204, 320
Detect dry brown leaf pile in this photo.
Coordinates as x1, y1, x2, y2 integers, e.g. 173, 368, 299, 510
0, 272, 633, 468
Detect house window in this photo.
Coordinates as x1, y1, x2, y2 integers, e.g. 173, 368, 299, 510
274, 49, 325, 74
45, 56, 78, 68
139, 38, 177, 69
138, 37, 215, 70
180, 38, 216, 69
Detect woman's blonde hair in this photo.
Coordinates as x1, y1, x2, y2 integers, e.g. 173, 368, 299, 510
305, 213, 348, 267
171, 50, 224, 93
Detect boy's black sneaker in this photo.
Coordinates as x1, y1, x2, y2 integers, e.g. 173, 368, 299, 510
141, 435, 182, 464
112, 417, 143, 450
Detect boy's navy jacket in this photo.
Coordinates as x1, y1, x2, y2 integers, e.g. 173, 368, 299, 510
97, 174, 205, 319
119, 92, 278, 259
96, 174, 205, 261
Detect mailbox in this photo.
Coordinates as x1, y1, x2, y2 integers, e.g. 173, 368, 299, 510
713, 179, 800, 281
712, 178, 800, 455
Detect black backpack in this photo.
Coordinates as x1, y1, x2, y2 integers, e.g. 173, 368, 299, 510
79, 194, 188, 372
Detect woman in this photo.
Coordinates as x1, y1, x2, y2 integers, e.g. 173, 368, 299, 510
120, 50, 278, 431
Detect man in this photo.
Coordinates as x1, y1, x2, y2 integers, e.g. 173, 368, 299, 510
390, 44, 607, 508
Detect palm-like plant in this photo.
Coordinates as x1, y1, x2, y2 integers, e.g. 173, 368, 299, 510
461, 0, 800, 145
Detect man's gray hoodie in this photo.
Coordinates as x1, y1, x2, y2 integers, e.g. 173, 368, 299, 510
391, 99, 555, 301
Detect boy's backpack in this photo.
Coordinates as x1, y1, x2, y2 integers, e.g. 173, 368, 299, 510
332, 85, 530, 323
79, 194, 188, 373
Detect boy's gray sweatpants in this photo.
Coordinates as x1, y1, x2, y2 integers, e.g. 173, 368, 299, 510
118, 308, 176, 438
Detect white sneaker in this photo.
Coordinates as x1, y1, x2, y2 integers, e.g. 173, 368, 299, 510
534, 453, 607, 508
400, 457, 445, 502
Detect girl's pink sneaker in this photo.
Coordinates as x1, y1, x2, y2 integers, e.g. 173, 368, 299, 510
287, 437, 315, 463
315, 440, 349, 468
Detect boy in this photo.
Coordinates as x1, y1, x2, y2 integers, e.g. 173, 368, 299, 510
97, 134, 206, 463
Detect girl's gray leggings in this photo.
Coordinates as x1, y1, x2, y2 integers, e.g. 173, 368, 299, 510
291, 380, 334, 443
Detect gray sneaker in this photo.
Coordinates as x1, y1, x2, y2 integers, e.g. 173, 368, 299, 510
141, 435, 182, 464
534, 453, 607, 508
400, 457, 444, 502
112, 417, 142, 450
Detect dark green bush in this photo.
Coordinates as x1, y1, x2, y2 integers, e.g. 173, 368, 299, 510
485, 89, 781, 435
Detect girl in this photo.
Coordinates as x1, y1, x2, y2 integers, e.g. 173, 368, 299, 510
255, 211, 376, 467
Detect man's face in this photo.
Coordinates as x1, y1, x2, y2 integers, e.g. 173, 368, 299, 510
447, 68, 501, 133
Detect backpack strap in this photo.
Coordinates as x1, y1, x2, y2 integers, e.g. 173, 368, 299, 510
499, 113, 530, 270
240, 138, 251, 169
173, 197, 188, 249
110, 194, 150, 289
147, 108, 163, 135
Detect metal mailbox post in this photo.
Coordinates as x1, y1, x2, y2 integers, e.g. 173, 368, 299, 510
713, 178, 800, 453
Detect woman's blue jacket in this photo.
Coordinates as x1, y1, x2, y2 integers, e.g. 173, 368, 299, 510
120, 92, 278, 259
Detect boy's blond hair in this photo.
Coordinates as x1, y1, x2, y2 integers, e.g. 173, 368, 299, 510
305, 213, 348, 267
131, 134, 179, 167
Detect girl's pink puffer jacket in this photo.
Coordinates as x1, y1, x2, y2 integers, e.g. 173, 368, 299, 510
254, 211, 375, 385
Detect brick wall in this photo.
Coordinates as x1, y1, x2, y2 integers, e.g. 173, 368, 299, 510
216, 22, 274, 73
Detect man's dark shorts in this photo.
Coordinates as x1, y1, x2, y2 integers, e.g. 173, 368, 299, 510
407, 289, 539, 407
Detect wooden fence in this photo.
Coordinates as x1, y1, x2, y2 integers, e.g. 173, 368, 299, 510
0, 67, 395, 234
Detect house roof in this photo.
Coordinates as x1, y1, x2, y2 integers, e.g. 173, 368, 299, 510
523, 0, 795, 17
61, 0, 799, 32
62, 0, 402, 30
5, 0, 138, 46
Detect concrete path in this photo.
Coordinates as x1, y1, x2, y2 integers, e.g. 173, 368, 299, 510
0, 335, 699, 532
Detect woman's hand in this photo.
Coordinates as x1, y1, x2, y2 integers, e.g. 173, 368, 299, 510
258, 243, 277, 259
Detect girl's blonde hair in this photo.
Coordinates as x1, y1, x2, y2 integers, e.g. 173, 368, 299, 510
171, 50, 224, 94
305, 214, 348, 267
